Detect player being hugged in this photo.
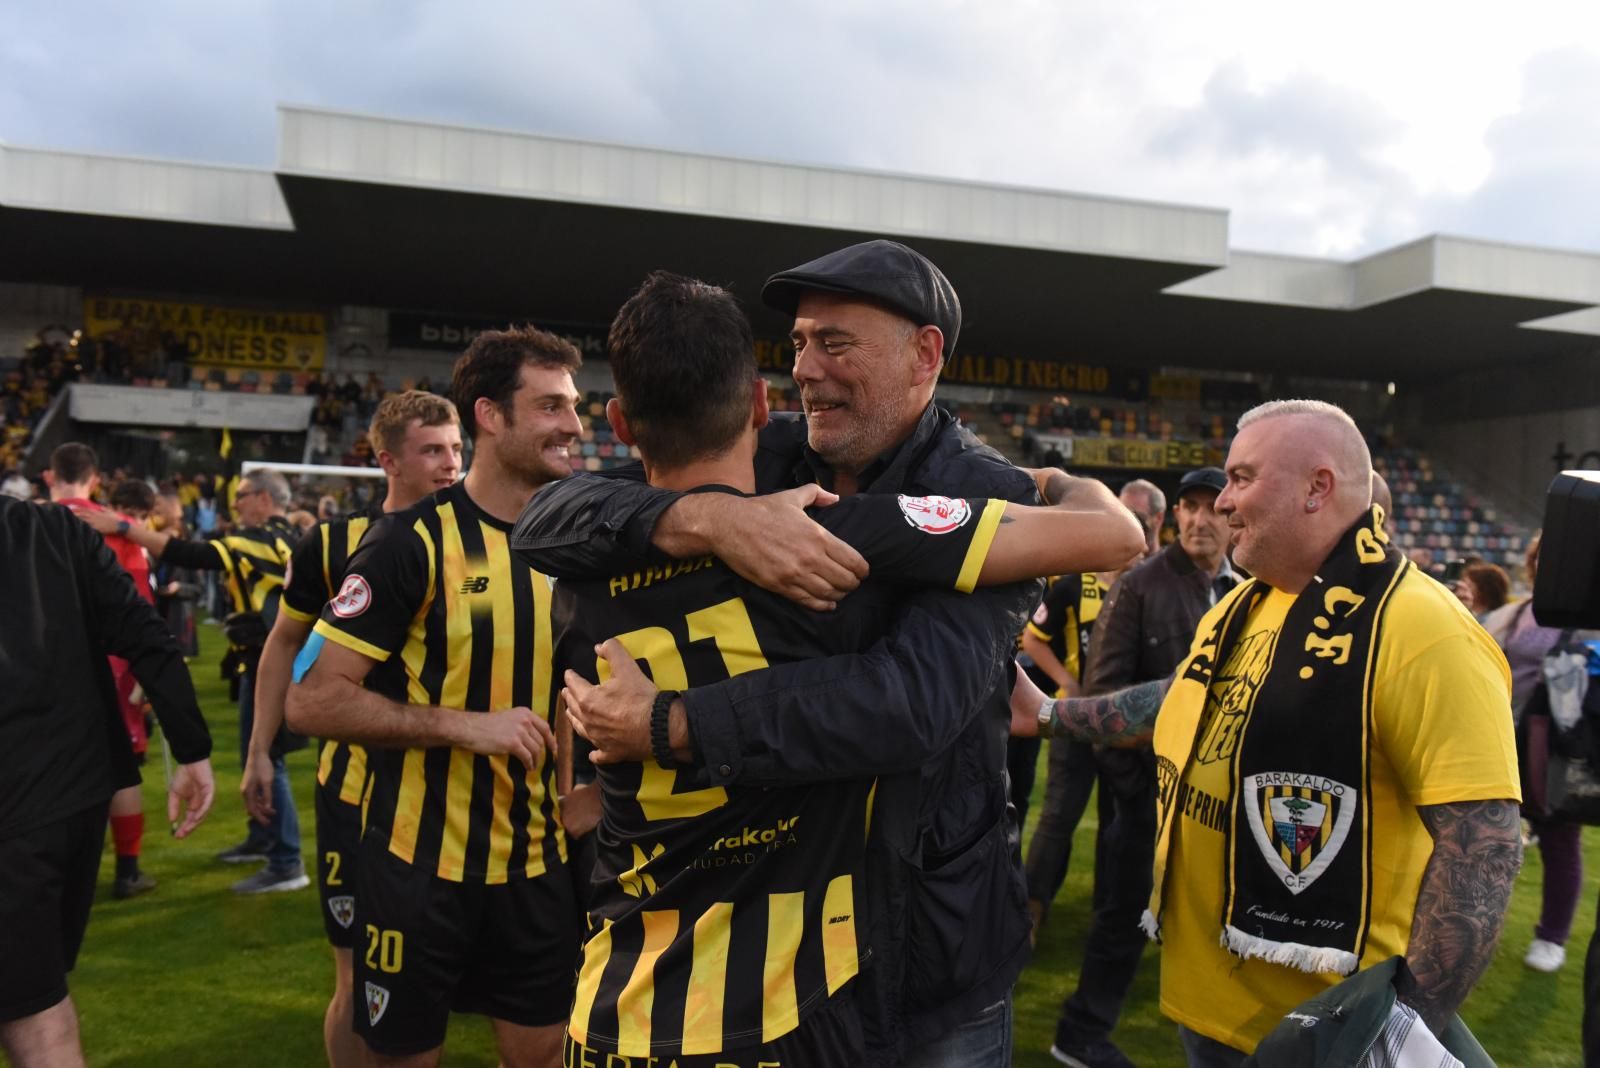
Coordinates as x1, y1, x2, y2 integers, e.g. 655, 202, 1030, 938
529, 272, 1144, 1067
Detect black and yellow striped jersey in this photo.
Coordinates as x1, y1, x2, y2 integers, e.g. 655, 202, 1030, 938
1025, 571, 1109, 691
281, 504, 386, 809
553, 488, 1006, 1058
312, 481, 566, 885
180, 516, 298, 617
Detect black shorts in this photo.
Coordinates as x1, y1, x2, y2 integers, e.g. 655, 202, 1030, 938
0, 803, 109, 1023
561, 986, 864, 1068
353, 838, 581, 1056
314, 783, 363, 948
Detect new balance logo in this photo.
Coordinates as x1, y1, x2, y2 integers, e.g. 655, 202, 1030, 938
458, 577, 490, 594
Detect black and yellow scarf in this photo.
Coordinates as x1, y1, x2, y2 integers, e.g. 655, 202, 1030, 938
1143, 506, 1407, 975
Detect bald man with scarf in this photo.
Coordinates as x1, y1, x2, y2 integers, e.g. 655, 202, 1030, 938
1025, 399, 1521, 1067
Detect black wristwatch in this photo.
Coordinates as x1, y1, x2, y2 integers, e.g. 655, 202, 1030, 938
116, 518, 131, 536
651, 690, 682, 769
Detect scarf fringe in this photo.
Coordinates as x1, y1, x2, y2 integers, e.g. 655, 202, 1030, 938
1140, 909, 1161, 942
1221, 925, 1358, 976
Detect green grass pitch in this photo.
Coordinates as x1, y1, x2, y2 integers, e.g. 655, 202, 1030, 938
68, 629, 1593, 1066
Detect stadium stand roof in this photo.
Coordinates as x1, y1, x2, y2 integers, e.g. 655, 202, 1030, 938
4, 105, 1599, 383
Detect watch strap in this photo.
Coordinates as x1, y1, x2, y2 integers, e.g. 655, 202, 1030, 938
1037, 695, 1057, 739
651, 690, 681, 769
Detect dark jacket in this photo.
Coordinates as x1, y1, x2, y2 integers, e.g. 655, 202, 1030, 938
1084, 539, 1229, 695
1245, 956, 1493, 1068
0, 499, 211, 839
1083, 539, 1232, 796
513, 405, 1041, 1062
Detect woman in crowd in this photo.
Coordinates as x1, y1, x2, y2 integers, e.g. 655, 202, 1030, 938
1457, 560, 1510, 621
1483, 533, 1590, 973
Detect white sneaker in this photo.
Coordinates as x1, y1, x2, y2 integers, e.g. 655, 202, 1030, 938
1524, 938, 1566, 973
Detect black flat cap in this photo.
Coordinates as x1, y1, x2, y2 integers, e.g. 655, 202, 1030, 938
1178, 466, 1227, 497
762, 239, 962, 359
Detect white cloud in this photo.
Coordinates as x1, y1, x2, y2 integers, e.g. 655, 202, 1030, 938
2, 0, 1599, 256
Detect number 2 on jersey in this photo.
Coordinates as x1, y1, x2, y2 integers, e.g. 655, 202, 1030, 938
600, 597, 769, 821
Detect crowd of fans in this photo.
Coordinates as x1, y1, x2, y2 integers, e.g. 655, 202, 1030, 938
0, 324, 1532, 571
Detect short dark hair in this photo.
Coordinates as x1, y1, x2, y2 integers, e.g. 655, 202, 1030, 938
109, 478, 157, 515
50, 442, 98, 485
608, 272, 756, 469
452, 325, 582, 441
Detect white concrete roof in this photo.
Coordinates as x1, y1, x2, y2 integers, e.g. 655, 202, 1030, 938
5, 104, 1600, 342
1165, 235, 1600, 334
0, 141, 292, 230
275, 105, 1230, 268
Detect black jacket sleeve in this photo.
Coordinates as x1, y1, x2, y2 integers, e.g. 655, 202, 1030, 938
682, 448, 1042, 789
512, 467, 679, 579
685, 578, 1037, 787
160, 535, 227, 572
76, 520, 212, 764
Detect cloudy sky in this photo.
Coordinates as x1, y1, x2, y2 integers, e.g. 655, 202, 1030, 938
3, 0, 1598, 257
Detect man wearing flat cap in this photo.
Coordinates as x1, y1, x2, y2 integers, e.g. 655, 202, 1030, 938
514, 239, 1050, 1065
1042, 465, 1237, 1068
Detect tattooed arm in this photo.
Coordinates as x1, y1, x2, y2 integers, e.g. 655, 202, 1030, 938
1402, 799, 1523, 1034
1048, 675, 1173, 746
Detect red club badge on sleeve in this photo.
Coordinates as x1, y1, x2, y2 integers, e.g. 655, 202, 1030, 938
331, 574, 372, 619
897, 494, 972, 535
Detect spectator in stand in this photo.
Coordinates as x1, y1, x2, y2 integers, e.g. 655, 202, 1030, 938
1483, 533, 1593, 978
362, 371, 384, 415
160, 330, 189, 387
1455, 562, 1510, 621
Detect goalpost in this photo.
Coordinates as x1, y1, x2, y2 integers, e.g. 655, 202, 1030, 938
238, 460, 388, 517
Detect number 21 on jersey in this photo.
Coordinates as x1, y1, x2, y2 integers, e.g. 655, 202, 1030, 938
598, 597, 769, 821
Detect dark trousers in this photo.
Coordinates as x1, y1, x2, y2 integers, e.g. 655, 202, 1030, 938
238, 669, 301, 869
1586, 890, 1600, 1066
1055, 749, 1156, 1045
1024, 735, 1099, 914
1007, 736, 1042, 829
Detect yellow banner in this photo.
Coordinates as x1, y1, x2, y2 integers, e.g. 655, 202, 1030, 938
1069, 437, 1208, 471
84, 296, 326, 371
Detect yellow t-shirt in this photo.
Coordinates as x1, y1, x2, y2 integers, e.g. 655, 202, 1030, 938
1157, 570, 1518, 1053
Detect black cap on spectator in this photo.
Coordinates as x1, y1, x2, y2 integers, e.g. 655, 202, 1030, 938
1178, 466, 1227, 498
762, 239, 962, 359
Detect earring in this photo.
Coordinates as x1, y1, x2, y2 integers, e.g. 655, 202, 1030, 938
1306, 499, 1317, 512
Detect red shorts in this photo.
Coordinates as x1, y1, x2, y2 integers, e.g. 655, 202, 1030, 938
110, 657, 147, 755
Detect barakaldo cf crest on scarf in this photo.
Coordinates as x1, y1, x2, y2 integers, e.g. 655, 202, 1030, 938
1243, 774, 1357, 895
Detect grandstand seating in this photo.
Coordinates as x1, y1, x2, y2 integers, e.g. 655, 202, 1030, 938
0, 325, 1530, 567
1373, 448, 1526, 568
